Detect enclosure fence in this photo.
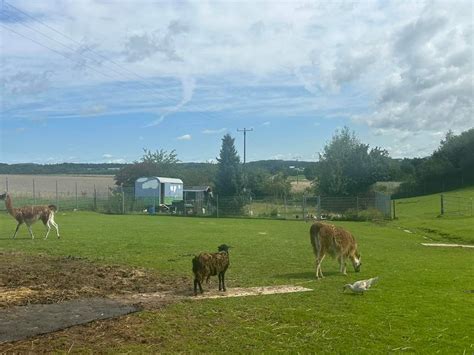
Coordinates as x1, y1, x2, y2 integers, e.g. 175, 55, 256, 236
440, 194, 473, 217
0, 177, 392, 221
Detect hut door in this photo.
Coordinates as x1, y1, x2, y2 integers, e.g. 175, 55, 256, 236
160, 183, 165, 204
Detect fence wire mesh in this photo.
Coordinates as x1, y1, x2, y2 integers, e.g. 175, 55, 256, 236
0, 176, 392, 221
441, 194, 473, 216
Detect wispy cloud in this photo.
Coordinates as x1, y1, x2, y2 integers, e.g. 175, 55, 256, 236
202, 128, 227, 134
177, 134, 191, 140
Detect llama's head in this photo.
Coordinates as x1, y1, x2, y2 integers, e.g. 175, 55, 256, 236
0, 193, 7, 200
218, 244, 231, 253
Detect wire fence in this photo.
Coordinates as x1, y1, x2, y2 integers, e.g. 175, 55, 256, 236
0, 180, 392, 220
441, 194, 473, 216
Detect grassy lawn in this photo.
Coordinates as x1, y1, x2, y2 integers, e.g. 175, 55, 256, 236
394, 186, 474, 243
0, 189, 473, 352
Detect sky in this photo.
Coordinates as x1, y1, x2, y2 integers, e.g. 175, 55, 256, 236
0, 0, 473, 164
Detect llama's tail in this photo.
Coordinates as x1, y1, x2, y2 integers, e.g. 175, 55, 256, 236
309, 222, 323, 256
48, 204, 58, 212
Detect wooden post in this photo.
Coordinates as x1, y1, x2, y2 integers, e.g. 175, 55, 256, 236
392, 199, 396, 219
440, 194, 444, 215
93, 184, 97, 211
33, 178, 36, 204
121, 185, 125, 214
216, 195, 219, 218
75, 182, 78, 210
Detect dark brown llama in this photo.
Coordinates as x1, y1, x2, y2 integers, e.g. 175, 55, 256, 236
0, 193, 60, 240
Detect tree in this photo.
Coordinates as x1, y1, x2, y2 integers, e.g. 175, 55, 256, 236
315, 127, 391, 196
214, 134, 243, 196
115, 149, 180, 186
214, 134, 245, 214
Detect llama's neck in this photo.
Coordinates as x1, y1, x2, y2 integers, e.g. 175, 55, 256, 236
5, 194, 16, 216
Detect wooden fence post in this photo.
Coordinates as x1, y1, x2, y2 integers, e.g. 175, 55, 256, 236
440, 194, 444, 215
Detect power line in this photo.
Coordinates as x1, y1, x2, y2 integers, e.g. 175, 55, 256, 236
1, 1, 227, 125
0, 7, 178, 103
2, 1, 211, 112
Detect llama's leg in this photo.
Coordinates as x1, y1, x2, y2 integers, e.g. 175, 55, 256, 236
12, 222, 22, 239
221, 272, 226, 292
338, 256, 347, 275
50, 216, 60, 238
44, 220, 51, 240
316, 254, 326, 278
26, 224, 35, 239
218, 272, 222, 291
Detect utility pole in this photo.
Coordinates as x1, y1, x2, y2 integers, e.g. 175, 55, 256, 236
237, 128, 253, 164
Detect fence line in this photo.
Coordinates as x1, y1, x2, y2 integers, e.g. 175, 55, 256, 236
0, 182, 392, 220
440, 194, 473, 216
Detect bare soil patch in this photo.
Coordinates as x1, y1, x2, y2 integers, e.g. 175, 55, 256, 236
0, 252, 313, 352
0, 251, 188, 308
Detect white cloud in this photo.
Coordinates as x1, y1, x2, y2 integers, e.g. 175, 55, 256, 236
261, 121, 270, 126
202, 128, 226, 134
177, 134, 191, 140
2, 0, 472, 160
102, 153, 113, 158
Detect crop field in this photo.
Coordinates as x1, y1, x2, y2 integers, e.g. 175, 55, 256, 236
0, 189, 473, 352
0, 174, 115, 198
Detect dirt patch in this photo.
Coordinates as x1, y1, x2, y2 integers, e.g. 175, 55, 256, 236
0, 312, 151, 353
0, 252, 189, 308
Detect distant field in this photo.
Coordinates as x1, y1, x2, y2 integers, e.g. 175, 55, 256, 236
0, 174, 115, 198
0, 188, 473, 352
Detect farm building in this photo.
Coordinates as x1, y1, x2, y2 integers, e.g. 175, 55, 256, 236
135, 177, 183, 206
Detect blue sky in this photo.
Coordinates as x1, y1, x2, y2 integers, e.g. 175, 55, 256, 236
1, 0, 472, 164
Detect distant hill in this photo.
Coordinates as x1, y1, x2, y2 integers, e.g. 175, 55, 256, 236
0, 160, 315, 176
0, 163, 126, 175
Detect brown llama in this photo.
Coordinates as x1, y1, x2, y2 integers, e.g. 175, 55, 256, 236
309, 222, 361, 279
0, 193, 60, 240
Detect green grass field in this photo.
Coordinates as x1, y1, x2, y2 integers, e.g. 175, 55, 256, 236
0, 188, 473, 352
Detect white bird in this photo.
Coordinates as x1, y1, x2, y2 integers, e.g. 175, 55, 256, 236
343, 277, 379, 294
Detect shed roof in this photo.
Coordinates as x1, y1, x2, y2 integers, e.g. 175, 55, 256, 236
136, 177, 183, 184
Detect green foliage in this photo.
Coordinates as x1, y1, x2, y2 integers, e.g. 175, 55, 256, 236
214, 134, 245, 214
140, 149, 179, 165
245, 168, 270, 198
316, 127, 391, 196
394, 128, 474, 197
263, 173, 291, 199
114, 149, 180, 187
215, 134, 243, 196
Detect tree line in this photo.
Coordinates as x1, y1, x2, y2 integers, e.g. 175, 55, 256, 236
2, 128, 472, 201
